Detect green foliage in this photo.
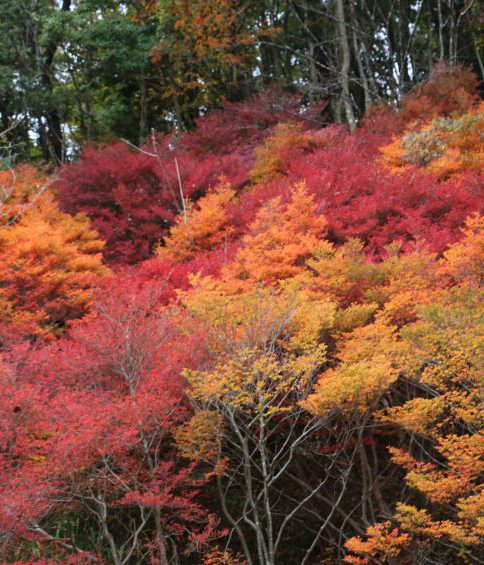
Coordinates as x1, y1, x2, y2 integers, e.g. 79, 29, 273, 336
1, 0, 482, 163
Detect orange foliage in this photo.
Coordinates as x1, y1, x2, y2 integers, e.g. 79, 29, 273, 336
441, 213, 484, 285
344, 521, 410, 564
349, 280, 484, 556
381, 102, 484, 178
0, 194, 107, 336
203, 547, 247, 565
166, 0, 254, 62
157, 182, 235, 261
0, 165, 51, 224
250, 122, 314, 183
301, 238, 384, 307
222, 181, 327, 288
1, 65, 482, 564
151, 0, 261, 108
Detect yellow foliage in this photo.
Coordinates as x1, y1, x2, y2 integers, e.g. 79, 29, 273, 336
398, 285, 484, 392
380, 396, 449, 436
181, 276, 334, 359
185, 343, 325, 416
302, 238, 385, 307
304, 358, 398, 415
303, 322, 404, 414
381, 102, 484, 178
170, 156, 484, 562
373, 281, 484, 550
287, 288, 336, 351
333, 303, 378, 333
181, 275, 331, 418
250, 122, 313, 183
458, 488, 484, 538
175, 410, 224, 463
377, 246, 438, 325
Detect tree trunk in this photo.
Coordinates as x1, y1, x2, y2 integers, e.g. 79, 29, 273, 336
139, 68, 147, 144
37, 0, 72, 164
349, 2, 371, 113
336, 0, 356, 130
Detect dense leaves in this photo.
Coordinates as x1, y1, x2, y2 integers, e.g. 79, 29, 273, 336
0, 67, 483, 564
55, 89, 328, 263
0, 167, 107, 337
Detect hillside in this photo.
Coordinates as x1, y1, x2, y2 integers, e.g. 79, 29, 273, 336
0, 65, 483, 564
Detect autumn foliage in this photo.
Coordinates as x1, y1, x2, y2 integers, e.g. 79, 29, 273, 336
381, 101, 484, 177
55, 89, 328, 264
0, 67, 483, 563
0, 167, 107, 337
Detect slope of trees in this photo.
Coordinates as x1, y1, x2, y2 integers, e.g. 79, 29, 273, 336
0, 54, 483, 565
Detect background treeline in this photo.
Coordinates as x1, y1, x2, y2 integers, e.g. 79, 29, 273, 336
1, 0, 483, 164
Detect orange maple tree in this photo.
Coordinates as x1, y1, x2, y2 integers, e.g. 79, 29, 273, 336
0, 193, 107, 336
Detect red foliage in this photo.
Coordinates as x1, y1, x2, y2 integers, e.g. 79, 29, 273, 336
302, 132, 482, 254
0, 277, 220, 561
1, 69, 482, 563
55, 88, 329, 265
223, 126, 483, 256
180, 86, 329, 157
138, 243, 237, 301
362, 63, 480, 136
55, 142, 185, 264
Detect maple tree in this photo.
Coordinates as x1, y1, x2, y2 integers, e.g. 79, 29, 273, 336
0, 276, 223, 563
55, 89, 328, 264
